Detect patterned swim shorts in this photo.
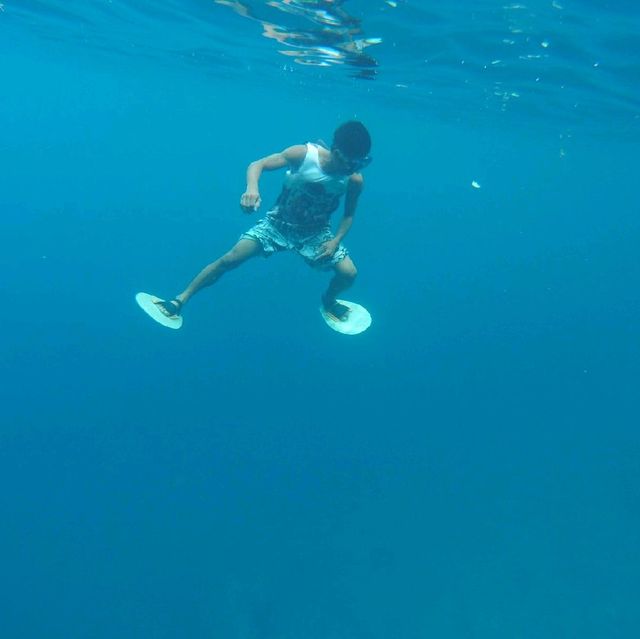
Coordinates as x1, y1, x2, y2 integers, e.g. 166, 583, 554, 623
241, 216, 348, 270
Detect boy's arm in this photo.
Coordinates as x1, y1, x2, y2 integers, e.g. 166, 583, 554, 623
333, 173, 364, 242
315, 173, 364, 262
240, 144, 307, 212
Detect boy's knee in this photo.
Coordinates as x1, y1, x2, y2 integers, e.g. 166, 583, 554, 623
340, 262, 358, 281
219, 250, 241, 271
219, 240, 260, 271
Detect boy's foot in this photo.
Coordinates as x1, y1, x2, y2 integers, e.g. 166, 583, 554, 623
153, 298, 182, 318
322, 295, 350, 322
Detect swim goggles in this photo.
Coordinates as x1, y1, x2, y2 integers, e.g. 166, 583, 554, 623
334, 147, 373, 173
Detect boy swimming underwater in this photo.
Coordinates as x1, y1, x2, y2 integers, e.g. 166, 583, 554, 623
147, 120, 372, 326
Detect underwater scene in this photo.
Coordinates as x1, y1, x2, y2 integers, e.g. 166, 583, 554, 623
1, 1, 639, 637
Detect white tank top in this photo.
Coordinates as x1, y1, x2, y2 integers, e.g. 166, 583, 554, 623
268, 143, 349, 229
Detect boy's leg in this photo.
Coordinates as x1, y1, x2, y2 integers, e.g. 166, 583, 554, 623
177, 238, 262, 307
322, 256, 358, 319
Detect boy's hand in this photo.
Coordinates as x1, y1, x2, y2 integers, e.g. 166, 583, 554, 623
315, 239, 339, 262
240, 189, 261, 213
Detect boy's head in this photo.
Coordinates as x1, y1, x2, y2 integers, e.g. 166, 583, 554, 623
332, 121, 371, 159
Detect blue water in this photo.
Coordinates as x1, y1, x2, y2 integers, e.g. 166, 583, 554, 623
2, 2, 639, 637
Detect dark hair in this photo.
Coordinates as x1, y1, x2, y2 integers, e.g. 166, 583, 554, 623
332, 121, 371, 158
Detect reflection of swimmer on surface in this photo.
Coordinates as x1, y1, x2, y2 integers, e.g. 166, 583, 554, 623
215, 0, 251, 18
270, 0, 360, 28
215, 0, 380, 73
